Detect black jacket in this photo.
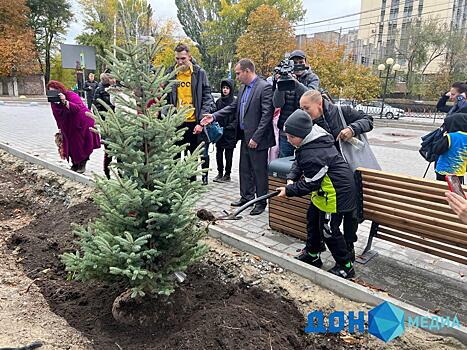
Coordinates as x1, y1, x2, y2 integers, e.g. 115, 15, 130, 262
273, 68, 320, 130
213, 77, 275, 151
215, 79, 237, 149
93, 82, 114, 112
166, 63, 215, 142
83, 80, 98, 105
285, 125, 356, 213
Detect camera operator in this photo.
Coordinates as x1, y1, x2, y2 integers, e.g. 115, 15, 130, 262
273, 50, 320, 157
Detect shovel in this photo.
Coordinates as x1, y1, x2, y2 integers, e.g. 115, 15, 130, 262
216, 190, 280, 220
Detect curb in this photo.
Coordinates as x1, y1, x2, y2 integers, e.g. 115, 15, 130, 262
1, 141, 466, 344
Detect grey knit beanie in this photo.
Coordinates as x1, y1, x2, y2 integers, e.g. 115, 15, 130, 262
284, 109, 312, 139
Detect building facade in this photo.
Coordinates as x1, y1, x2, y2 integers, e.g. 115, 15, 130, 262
356, 0, 466, 72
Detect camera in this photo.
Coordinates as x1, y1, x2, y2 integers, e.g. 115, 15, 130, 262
47, 90, 61, 103
273, 59, 306, 91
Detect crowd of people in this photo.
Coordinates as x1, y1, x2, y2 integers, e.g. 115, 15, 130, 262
46, 44, 467, 279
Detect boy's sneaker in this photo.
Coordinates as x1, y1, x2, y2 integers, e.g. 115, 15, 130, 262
328, 263, 355, 279
213, 173, 223, 182
295, 251, 323, 268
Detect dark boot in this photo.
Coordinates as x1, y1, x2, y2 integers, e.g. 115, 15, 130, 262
76, 160, 87, 174
202, 174, 208, 185
70, 164, 79, 172
213, 173, 223, 182
220, 174, 231, 182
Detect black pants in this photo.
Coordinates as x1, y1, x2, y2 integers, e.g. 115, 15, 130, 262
343, 210, 358, 247
239, 139, 269, 206
305, 205, 350, 266
177, 122, 209, 181
436, 172, 465, 184
216, 147, 234, 175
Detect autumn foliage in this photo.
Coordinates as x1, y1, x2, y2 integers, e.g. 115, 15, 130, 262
305, 40, 380, 102
236, 5, 295, 78
0, 0, 39, 76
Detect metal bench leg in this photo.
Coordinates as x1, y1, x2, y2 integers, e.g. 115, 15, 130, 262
355, 222, 379, 264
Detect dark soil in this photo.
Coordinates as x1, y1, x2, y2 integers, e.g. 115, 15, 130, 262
1, 164, 351, 350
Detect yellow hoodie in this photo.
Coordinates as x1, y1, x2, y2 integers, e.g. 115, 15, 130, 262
176, 64, 195, 122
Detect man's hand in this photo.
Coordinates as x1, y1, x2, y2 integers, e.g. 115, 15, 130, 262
287, 179, 294, 185
193, 124, 203, 134
276, 187, 287, 197
445, 191, 467, 224
200, 114, 213, 126
445, 91, 451, 97
337, 127, 353, 141
248, 139, 258, 149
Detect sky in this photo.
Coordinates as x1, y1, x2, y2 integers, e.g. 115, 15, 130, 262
65, 0, 362, 44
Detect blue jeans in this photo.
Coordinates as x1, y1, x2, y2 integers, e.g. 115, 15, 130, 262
279, 132, 295, 158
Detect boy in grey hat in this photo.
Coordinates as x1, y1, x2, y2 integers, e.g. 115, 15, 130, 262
276, 110, 356, 279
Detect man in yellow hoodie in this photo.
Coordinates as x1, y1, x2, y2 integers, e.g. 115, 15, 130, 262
167, 44, 215, 185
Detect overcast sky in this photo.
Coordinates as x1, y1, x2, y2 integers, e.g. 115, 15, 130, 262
66, 0, 362, 44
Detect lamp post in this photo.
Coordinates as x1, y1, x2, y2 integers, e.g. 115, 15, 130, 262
377, 57, 400, 118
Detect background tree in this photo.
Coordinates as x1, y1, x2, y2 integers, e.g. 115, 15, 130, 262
305, 40, 380, 102
77, 0, 153, 73
176, 0, 305, 88
236, 5, 294, 77
49, 53, 77, 88
27, 0, 73, 83
152, 20, 201, 69
393, 17, 448, 96
0, 0, 38, 76
62, 1, 207, 306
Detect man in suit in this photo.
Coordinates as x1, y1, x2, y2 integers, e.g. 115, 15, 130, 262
201, 59, 275, 215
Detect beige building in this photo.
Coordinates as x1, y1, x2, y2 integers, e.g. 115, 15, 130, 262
356, 0, 466, 73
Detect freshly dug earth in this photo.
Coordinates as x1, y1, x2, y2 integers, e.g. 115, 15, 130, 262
0, 150, 465, 350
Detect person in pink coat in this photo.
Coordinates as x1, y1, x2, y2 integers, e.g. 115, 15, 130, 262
47, 80, 101, 173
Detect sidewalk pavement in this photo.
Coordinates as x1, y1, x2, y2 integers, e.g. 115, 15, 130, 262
0, 104, 465, 323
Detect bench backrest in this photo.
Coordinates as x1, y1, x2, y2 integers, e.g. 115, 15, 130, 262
357, 168, 467, 265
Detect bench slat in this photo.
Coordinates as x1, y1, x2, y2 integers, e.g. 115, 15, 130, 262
378, 226, 467, 258
270, 196, 310, 210
363, 188, 454, 214
270, 210, 307, 228
362, 174, 447, 196
358, 168, 467, 191
363, 181, 446, 203
378, 224, 467, 249
364, 209, 467, 246
364, 201, 466, 233
269, 202, 308, 219
376, 232, 467, 265
364, 194, 462, 224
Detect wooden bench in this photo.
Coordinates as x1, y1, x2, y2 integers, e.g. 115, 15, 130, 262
268, 168, 467, 265
356, 168, 467, 265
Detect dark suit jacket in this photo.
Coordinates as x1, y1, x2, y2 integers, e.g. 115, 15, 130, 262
214, 77, 275, 151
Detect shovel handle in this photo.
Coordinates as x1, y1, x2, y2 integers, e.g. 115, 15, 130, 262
232, 190, 280, 218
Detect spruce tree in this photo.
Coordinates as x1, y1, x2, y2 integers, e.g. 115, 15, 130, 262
61, 2, 207, 298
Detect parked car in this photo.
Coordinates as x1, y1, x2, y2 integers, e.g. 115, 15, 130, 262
335, 99, 355, 107
354, 101, 404, 119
